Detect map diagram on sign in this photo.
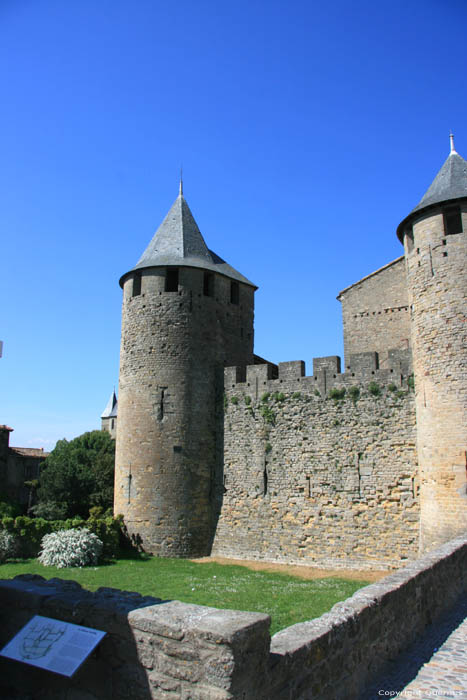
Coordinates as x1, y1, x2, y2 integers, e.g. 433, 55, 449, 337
0, 615, 106, 677
20, 620, 67, 660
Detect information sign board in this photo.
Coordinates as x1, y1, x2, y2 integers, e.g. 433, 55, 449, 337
0, 615, 106, 677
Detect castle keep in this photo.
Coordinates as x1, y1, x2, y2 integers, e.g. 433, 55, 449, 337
114, 139, 467, 567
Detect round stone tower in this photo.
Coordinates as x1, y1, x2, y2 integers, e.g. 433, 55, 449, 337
114, 182, 256, 556
397, 135, 467, 552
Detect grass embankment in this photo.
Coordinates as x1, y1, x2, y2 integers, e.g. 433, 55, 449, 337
0, 556, 369, 635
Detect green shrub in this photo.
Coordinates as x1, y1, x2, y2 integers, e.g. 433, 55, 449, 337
39, 528, 103, 568
368, 381, 381, 397
407, 374, 415, 390
265, 443, 272, 454
0, 515, 122, 559
348, 386, 360, 402
244, 395, 251, 405
314, 389, 321, 397
231, 396, 238, 405
292, 392, 301, 399
273, 392, 285, 402
261, 392, 270, 403
387, 383, 398, 392
0, 493, 22, 518
329, 387, 346, 400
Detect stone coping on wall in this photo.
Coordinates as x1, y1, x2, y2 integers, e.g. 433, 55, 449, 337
0, 534, 465, 699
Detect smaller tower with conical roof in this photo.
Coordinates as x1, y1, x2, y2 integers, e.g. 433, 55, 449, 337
101, 389, 118, 439
397, 135, 467, 552
114, 185, 256, 556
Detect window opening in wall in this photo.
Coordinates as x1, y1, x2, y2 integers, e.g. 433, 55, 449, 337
444, 206, 463, 235
111, 419, 114, 430
203, 271, 214, 296
132, 272, 141, 297
405, 226, 414, 253
165, 268, 179, 292
230, 281, 239, 304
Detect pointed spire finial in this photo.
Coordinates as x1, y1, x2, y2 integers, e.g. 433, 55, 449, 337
179, 167, 183, 196
450, 132, 457, 155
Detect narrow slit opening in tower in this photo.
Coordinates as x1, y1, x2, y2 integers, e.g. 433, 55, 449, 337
165, 268, 179, 292
443, 206, 463, 235
203, 271, 214, 297
230, 281, 239, 304
132, 272, 142, 297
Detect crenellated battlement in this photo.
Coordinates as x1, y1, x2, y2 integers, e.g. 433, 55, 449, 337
225, 347, 412, 398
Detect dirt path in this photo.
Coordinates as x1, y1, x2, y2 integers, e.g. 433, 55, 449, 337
191, 556, 390, 582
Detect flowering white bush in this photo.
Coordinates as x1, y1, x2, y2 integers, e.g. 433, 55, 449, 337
38, 528, 103, 568
0, 531, 17, 563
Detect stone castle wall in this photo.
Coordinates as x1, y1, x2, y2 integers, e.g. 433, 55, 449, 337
338, 256, 410, 370
212, 358, 419, 569
404, 207, 467, 551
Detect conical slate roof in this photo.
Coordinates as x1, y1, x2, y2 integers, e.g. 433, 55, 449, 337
120, 190, 256, 288
397, 140, 467, 240
101, 390, 118, 419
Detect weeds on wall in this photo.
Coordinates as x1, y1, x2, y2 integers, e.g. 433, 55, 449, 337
329, 388, 346, 401
368, 382, 381, 397
231, 396, 239, 405
348, 386, 360, 403
260, 404, 275, 425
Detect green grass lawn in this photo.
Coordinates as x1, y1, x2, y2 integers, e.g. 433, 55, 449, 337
0, 556, 370, 635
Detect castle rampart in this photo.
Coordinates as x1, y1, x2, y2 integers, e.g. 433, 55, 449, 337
214, 356, 418, 569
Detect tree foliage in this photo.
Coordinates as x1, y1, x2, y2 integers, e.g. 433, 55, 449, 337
35, 430, 115, 519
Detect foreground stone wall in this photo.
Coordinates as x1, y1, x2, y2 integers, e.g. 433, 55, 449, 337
0, 536, 465, 700
0, 577, 269, 700
214, 360, 419, 569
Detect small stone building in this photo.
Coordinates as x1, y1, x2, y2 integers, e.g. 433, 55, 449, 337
0, 425, 48, 507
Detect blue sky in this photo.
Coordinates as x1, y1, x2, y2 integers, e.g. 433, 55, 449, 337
1, 0, 466, 449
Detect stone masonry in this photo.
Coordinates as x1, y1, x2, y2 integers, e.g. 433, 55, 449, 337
214, 360, 418, 569
337, 256, 410, 370
402, 205, 467, 551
